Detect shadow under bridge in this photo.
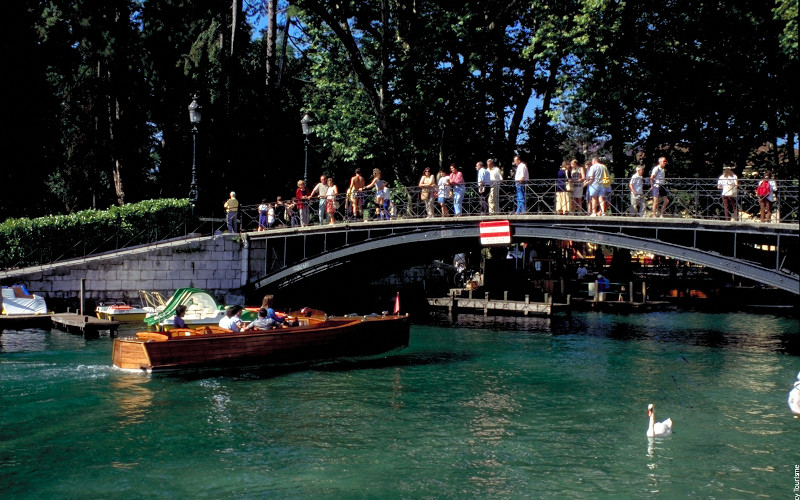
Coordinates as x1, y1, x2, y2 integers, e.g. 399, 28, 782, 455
244, 216, 799, 295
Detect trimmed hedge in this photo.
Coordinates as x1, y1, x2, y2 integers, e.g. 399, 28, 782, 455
0, 199, 196, 270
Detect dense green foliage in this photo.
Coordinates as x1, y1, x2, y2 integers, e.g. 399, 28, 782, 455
0, 199, 195, 270
4, 0, 797, 222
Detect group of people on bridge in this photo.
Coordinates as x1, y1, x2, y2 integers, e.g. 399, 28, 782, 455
221, 155, 782, 233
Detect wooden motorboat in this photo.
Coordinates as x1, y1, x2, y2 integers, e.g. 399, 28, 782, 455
112, 309, 410, 372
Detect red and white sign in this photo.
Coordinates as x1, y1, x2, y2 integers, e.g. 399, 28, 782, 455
479, 220, 511, 245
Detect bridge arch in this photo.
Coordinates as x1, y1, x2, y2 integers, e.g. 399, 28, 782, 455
248, 217, 799, 294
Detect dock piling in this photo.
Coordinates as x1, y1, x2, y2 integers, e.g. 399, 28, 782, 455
79, 278, 85, 316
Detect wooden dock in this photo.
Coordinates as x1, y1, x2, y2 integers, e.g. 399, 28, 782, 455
51, 313, 120, 337
428, 289, 570, 317
0, 313, 54, 331
1, 312, 119, 336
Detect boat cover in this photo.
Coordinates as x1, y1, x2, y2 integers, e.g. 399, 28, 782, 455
1, 286, 48, 315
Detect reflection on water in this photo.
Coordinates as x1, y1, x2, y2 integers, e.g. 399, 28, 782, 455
111, 375, 154, 424
0, 330, 48, 352
428, 311, 799, 355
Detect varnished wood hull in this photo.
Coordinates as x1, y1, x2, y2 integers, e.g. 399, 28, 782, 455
112, 314, 410, 372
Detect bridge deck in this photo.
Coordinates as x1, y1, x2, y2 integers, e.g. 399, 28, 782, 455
245, 214, 798, 294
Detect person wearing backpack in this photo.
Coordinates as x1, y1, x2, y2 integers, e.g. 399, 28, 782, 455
756, 170, 777, 223
716, 166, 739, 221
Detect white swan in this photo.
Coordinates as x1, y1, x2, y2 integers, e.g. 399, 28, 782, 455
646, 403, 673, 437
789, 372, 800, 417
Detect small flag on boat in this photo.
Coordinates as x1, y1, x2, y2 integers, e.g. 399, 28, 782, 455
393, 292, 400, 314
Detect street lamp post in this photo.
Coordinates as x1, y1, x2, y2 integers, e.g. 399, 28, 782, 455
188, 96, 202, 213
300, 112, 314, 183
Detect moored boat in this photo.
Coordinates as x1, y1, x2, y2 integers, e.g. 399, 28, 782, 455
142, 288, 255, 331
96, 302, 152, 322
1, 285, 48, 315
112, 309, 410, 372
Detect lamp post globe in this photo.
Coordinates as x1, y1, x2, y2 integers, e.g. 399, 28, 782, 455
300, 113, 314, 183
188, 96, 202, 210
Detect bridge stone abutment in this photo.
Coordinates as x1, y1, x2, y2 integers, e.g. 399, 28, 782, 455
0, 235, 250, 306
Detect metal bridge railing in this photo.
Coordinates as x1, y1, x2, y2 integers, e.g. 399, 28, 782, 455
238, 177, 798, 230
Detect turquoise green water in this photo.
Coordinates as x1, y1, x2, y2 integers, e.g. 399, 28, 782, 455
1, 311, 798, 498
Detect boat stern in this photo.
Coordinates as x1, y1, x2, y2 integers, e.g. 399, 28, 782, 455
112, 338, 153, 371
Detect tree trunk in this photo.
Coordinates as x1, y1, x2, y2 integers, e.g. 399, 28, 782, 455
265, 0, 278, 88
231, 0, 242, 56
276, 3, 291, 87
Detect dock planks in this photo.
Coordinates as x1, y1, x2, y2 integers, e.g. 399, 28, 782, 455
0, 314, 54, 331
428, 289, 570, 317
1, 313, 120, 337
51, 313, 120, 337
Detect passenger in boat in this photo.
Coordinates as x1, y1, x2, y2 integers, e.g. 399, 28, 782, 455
258, 295, 287, 328
174, 305, 187, 329
219, 305, 244, 332
244, 308, 276, 331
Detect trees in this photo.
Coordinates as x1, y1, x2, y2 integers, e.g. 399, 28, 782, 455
556, 0, 798, 177
3, 1, 796, 222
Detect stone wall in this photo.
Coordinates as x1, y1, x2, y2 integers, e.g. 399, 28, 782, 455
0, 235, 252, 306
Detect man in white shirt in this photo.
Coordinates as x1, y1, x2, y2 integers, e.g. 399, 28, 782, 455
487, 158, 503, 213
629, 165, 646, 216
513, 155, 528, 213
476, 161, 491, 214
649, 157, 669, 218
309, 174, 328, 224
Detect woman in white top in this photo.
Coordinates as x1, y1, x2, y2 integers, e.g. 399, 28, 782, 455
325, 177, 338, 225
436, 167, 451, 217
717, 166, 739, 221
